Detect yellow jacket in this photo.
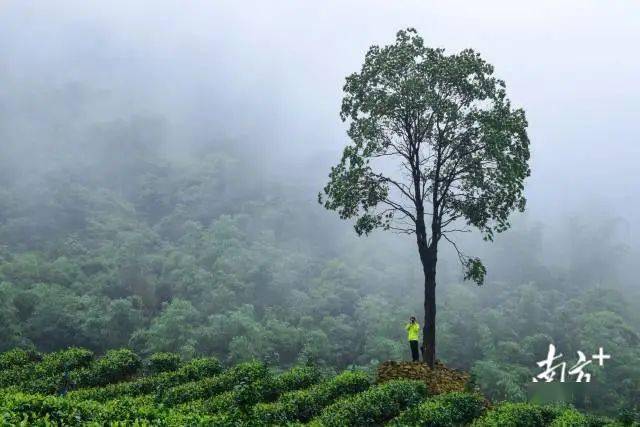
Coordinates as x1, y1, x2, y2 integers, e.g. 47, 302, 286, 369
405, 322, 420, 341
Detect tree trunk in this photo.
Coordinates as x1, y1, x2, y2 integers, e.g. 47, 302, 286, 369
419, 245, 437, 368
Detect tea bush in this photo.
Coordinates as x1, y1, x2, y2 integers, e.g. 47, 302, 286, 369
251, 370, 371, 424
0, 347, 94, 393
70, 348, 142, 388
0, 348, 39, 371
196, 365, 323, 415
472, 402, 563, 427
65, 356, 222, 402
147, 352, 181, 375
158, 361, 270, 405
390, 391, 486, 426
0, 347, 605, 426
313, 379, 426, 426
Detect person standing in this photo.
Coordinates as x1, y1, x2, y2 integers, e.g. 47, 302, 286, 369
405, 316, 420, 362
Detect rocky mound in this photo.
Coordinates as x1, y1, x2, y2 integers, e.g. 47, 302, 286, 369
376, 360, 472, 395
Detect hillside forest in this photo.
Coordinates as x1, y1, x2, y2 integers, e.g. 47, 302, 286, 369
0, 137, 638, 416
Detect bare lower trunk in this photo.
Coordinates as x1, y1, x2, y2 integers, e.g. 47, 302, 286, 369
419, 245, 437, 368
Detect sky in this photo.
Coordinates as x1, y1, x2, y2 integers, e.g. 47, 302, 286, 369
1, 0, 639, 241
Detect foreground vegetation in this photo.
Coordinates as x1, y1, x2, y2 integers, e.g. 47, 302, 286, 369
1, 347, 637, 426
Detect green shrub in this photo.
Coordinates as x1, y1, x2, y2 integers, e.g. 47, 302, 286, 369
237, 365, 322, 409
70, 348, 142, 388
0, 392, 173, 425
223, 366, 321, 412
198, 391, 236, 414
161, 409, 244, 427
273, 366, 322, 393
175, 357, 223, 380
473, 402, 563, 427
196, 365, 323, 415
158, 361, 270, 405
0, 395, 240, 426
4, 348, 140, 394
232, 378, 277, 412
0, 366, 30, 390
93, 396, 167, 424
0, 347, 95, 393
313, 379, 426, 427
39, 347, 95, 373
66, 356, 222, 402
251, 370, 371, 424
617, 407, 640, 426
147, 352, 181, 375
549, 408, 621, 427
389, 391, 486, 426
0, 348, 39, 371
0, 391, 100, 425
549, 408, 592, 426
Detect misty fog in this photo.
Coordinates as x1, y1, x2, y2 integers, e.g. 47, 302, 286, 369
0, 1, 638, 418
3, 2, 639, 278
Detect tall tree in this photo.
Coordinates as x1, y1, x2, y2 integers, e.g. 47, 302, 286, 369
320, 29, 530, 367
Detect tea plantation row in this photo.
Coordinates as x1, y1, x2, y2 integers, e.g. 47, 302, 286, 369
0, 347, 633, 426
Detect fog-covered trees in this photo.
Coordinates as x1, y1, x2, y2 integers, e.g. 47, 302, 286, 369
0, 127, 636, 415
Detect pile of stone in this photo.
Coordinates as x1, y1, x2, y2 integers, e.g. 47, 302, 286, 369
376, 360, 472, 396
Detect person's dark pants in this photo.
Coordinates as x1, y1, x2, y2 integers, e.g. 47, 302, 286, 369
409, 340, 420, 362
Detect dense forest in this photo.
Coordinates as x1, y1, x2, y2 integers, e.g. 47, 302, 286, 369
0, 137, 638, 416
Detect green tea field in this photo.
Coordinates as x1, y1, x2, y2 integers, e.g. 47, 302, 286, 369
0, 347, 629, 426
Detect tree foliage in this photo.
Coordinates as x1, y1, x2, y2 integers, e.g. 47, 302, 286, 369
321, 28, 530, 283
